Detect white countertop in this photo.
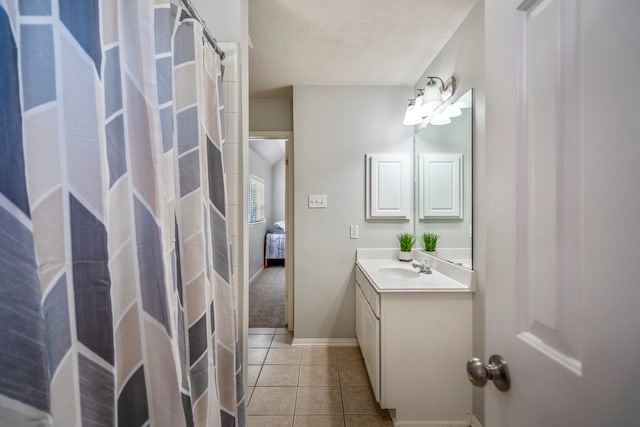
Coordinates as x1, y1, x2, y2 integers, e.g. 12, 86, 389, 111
356, 258, 472, 293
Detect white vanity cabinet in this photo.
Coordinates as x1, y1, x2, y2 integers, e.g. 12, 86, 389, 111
355, 263, 473, 425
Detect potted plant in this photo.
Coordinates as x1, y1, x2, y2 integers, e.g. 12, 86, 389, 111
397, 233, 416, 262
422, 232, 439, 256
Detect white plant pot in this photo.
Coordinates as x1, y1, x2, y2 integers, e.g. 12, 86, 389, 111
425, 250, 438, 257
398, 251, 413, 262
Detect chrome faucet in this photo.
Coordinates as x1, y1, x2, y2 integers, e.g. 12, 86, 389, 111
412, 261, 432, 274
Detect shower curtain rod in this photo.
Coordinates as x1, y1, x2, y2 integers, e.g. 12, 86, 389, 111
180, 0, 226, 60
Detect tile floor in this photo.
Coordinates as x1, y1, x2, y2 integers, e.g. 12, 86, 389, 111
247, 328, 394, 427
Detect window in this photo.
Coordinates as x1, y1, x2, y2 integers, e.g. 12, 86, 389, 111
248, 175, 265, 224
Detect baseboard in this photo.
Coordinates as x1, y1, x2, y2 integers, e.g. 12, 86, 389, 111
390, 412, 479, 427
392, 421, 471, 427
291, 338, 358, 347
470, 415, 483, 427
249, 267, 263, 283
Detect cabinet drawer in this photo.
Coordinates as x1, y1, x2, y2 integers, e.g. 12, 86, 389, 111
356, 266, 381, 318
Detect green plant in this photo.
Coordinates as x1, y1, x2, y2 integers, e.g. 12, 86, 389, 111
422, 232, 440, 252
397, 233, 416, 252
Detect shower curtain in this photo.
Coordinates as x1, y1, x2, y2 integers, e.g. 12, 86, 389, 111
0, 1, 245, 426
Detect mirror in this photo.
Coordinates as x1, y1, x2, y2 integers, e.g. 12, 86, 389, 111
414, 89, 473, 269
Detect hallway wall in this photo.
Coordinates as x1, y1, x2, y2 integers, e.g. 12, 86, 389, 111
249, 98, 293, 131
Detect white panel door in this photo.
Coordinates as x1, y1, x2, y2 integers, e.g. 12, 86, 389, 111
484, 0, 640, 425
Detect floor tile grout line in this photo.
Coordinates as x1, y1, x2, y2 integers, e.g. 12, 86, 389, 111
247, 332, 273, 411
290, 338, 300, 422
337, 350, 347, 427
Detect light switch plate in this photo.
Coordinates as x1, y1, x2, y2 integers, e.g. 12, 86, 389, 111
308, 194, 327, 208
350, 225, 359, 239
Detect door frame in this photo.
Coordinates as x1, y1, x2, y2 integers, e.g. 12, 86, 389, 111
248, 131, 294, 331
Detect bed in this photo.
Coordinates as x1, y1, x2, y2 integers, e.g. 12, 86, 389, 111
264, 221, 285, 267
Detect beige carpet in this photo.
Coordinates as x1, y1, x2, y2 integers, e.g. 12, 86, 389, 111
249, 266, 286, 327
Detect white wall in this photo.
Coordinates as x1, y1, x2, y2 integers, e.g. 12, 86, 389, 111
249, 99, 293, 131
293, 85, 413, 339
248, 149, 273, 278
413, 2, 485, 422
271, 157, 285, 222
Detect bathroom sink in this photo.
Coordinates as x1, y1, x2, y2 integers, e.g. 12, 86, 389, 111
377, 267, 420, 279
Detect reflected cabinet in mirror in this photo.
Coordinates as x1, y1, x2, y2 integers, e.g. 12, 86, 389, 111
414, 89, 472, 269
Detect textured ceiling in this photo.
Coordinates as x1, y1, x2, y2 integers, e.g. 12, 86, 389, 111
248, 0, 476, 98
249, 138, 286, 166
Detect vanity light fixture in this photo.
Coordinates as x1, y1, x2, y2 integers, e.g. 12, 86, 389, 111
414, 89, 425, 111
403, 99, 422, 125
430, 113, 452, 126
443, 104, 462, 118
429, 103, 462, 126
403, 76, 457, 126
417, 76, 455, 115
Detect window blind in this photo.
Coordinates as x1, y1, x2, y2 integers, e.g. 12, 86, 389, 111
248, 175, 265, 224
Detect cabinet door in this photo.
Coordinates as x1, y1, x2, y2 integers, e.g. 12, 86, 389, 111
361, 294, 380, 402
418, 153, 463, 219
366, 154, 411, 219
355, 283, 364, 346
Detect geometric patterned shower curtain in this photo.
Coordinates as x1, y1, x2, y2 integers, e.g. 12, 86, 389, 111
0, 1, 245, 426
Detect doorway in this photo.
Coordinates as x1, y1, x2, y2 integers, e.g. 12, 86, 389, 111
247, 133, 294, 330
